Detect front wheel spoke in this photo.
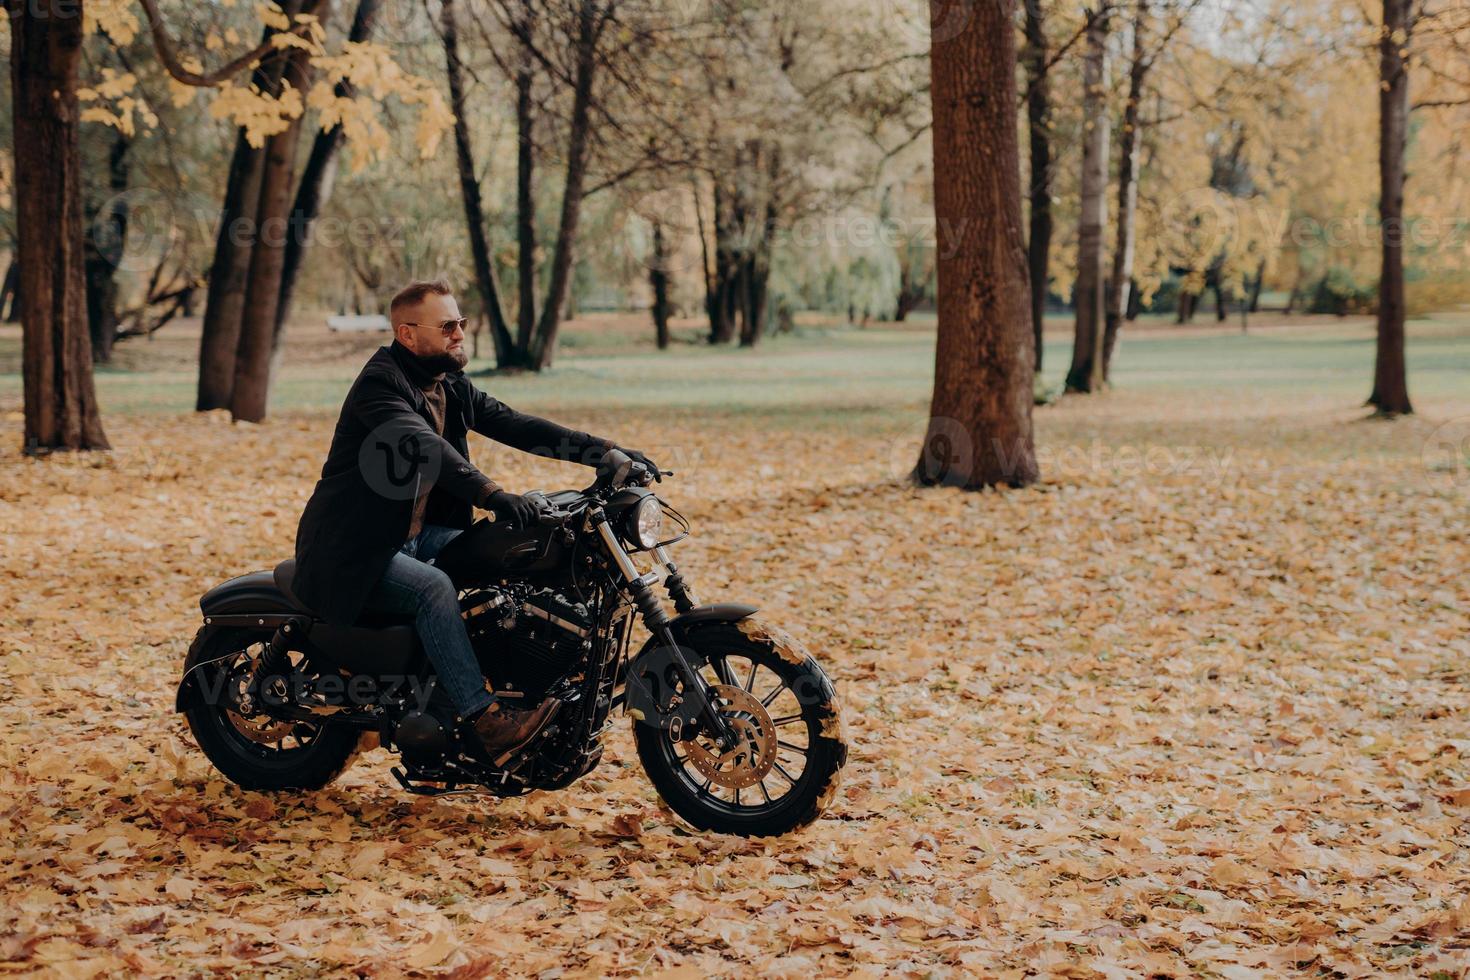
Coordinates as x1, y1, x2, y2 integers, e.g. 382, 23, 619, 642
770, 712, 803, 727
776, 739, 808, 756
733, 787, 741, 807
758, 779, 773, 804
773, 761, 799, 785
744, 660, 758, 692
761, 681, 788, 708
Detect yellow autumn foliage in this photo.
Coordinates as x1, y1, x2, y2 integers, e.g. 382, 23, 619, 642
68, 3, 448, 168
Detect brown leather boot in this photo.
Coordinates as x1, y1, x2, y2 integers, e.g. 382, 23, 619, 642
472, 698, 561, 762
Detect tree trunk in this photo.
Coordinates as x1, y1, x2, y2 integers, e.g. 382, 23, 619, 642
1103, 1, 1146, 383
274, 0, 383, 346
84, 128, 131, 365
441, 0, 516, 367
894, 255, 930, 321
0, 257, 18, 321
228, 24, 325, 424
529, 2, 601, 371
515, 37, 537, 354
1247, 259, 1265, 312
196, 7, 303, 411
196, 130, 266, 409
709, 179, 738, 344
1064, 5, 1110, 394
914, 0, 1038, 489
693, 176, 718, 340
1369, 0, 1413, 415
650, 219, 670, 349
741, 144, 779, 348
7, 0, 110, 452
1177, 290, 1195, 324
1022, 0, 1052, 373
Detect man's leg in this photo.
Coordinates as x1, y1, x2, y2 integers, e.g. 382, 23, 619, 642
412, 524, 462, 565
366, 549, 493, 724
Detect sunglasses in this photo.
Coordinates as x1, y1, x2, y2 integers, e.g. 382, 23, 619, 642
401, 317, 469, 336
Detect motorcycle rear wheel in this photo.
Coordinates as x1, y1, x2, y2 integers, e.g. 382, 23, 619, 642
634, 622, 847, 837
181, 627, 368, 792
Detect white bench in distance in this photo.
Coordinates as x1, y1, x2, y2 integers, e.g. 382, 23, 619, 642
327, 314, 390, 333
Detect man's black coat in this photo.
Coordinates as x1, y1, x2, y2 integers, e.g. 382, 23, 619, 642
292, 342, 607, 627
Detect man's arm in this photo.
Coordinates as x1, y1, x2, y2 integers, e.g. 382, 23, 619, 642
356, 373, 500, 506
469, 386, 612, 466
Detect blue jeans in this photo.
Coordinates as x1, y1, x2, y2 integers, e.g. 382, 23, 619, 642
365, 525, 496, 722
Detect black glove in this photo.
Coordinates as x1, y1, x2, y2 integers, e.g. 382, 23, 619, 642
485, 490, 544, 529
617, 447, 663, 482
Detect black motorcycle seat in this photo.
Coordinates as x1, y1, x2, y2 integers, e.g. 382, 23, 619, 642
273, 559, 413, 628
271, 559, 420, 674
272, 559, 312, 613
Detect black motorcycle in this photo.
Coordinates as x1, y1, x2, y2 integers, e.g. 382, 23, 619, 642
174, 458, 848, 837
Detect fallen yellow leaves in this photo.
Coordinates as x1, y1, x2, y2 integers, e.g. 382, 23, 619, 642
1, 376, 1468, 975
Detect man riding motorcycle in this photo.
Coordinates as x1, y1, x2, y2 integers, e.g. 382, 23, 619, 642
290, 279, 659, 760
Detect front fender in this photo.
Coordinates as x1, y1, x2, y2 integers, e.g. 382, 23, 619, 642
665, 602, 758, 634
618, 604, 757, 718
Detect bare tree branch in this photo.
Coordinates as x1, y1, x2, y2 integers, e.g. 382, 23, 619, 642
136, 0, 311, 88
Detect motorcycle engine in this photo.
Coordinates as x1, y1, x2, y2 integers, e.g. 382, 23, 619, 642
463, 588, 594, 703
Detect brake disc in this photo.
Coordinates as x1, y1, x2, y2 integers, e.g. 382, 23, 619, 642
683, 685, 777, 790
223, 664, 297, 745
227, 711, 297, 745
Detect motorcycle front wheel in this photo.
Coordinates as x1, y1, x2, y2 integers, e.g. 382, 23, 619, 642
634, 621, 848, 837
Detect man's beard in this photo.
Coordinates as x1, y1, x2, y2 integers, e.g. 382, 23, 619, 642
416, 347, 468, 374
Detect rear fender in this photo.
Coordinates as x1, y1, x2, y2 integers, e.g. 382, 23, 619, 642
175, 625, 242, 713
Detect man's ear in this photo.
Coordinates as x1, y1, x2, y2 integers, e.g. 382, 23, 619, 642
393, 322, 414, 349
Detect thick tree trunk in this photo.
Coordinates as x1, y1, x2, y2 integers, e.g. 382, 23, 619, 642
515, 44, 537, 354
1369, 0, 1413, 415
914, 0, 1038, 489
274, 0, 383, 346
196, 130, 266, 410
228, 63, 310, 422
1022, 0, 1052, 373
441, 0, 516, 367
650, 220, 671, 349
530, 3, 601, 371
8, 0, 110, 452
196, 8, 302, 411
84, 128, 131, 365
1103, 2, 1146, 382
1065, 6, 1110, 394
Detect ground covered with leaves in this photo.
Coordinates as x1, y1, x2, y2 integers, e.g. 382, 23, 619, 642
2, 320, 1469, 976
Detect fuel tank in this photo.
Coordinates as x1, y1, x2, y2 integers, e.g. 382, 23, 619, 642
433, 518, 572, 587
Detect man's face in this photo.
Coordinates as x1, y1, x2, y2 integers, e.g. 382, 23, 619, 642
394, 292, 467, 368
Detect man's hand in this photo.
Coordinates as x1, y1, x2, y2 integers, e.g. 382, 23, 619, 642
618, 447, 663, 482
485, 489, 545, 528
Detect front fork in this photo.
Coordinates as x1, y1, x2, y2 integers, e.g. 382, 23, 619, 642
593, 513, 736, 750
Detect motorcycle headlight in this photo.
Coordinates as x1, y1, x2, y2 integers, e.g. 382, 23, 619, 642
626, 495, 664, 550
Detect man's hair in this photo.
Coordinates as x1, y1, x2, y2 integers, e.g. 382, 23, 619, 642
389, 279, 453, 323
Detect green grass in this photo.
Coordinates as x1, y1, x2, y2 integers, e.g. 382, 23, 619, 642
1, 313, 1467, 418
